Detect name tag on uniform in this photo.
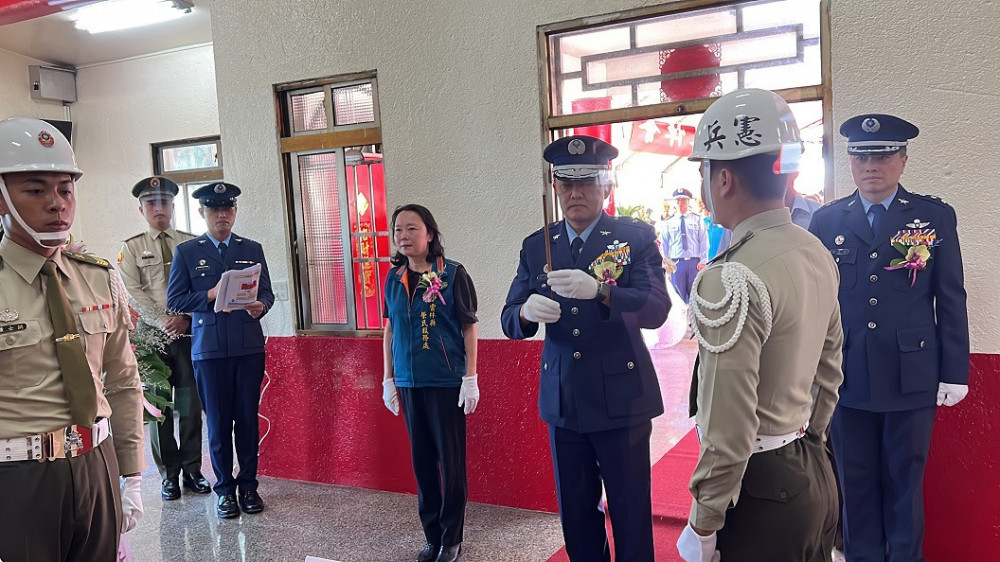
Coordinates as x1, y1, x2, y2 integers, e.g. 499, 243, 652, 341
196, 265, 211, 271
235, 260, 256, 265
833, 248, 850, 255
0, 323, 27, 334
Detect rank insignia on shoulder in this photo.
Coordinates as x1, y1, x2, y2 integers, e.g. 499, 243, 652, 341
0, 323, 27, 334
552, 233, 561, 241
600, 230, 611, 236
898, 198, 910, 205
63, 252, 111, 269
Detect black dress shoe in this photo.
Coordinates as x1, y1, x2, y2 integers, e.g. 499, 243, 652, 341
238, 489, 264, 514
217, 494, 240, 519
416, 543, 440, 562
182, 472, 212, 494
437, 544, 461, 562
161, 478, 181, 501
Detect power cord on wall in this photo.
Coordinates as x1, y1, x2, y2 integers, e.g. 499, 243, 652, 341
258, 334, 272, 452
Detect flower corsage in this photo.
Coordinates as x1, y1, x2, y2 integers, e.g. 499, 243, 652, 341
418, 271, 448, 304
884, 243, 931, 287
593, 258, 623, 286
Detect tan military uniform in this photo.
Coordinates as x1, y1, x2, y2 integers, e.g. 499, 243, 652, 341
118, 227, 195, 330
0, 236, 145, 475
688, 208, 843, 540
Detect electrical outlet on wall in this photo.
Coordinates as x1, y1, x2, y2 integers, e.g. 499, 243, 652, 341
273, 280, 289, 301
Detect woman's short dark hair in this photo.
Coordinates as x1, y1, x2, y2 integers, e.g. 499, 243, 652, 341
712, 153, 791, 201
389, 204, 445, 266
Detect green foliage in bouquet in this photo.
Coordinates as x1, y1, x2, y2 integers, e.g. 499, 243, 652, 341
130, 323, 174, 423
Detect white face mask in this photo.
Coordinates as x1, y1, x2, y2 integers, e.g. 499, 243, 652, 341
700, 160, 717, 224
0, 177, 71, 249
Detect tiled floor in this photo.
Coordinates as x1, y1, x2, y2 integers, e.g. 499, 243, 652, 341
125, 327, 699, 562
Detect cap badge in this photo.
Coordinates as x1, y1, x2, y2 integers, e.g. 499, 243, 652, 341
568, 139, 586, 155
150, 177, 161, 188
835, 235, 845, 246
214, 183, 226, 193
38, 131, 54, 147
861, 118, 880, 133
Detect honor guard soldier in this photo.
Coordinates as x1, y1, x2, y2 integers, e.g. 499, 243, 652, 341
119, 176, 210, 501
167, 181, 274, 519
809, 114, 970, 561
0, 117, 146, 560
502, 135, 670, 561
678, 89, 843, 561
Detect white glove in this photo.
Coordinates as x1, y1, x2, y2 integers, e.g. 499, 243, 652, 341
937, 382, 969, 407
120, 475, 144, 533
521, 293, 562, 324
458, 374, 480, 415
382, 378, 399, 416
676, 523, 720, 562
546, 268, 599, 300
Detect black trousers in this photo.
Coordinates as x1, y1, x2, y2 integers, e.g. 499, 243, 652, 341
716, 433, 838, 561
0, 437, 121, 562
549, 421, 654, 562
399, 386, 467, 548
150, 335, 204, 480
193, 353, 265, 496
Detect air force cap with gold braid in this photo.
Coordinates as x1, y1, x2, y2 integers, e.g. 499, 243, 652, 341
840, 114, 919, 155
544, 135, 618, 180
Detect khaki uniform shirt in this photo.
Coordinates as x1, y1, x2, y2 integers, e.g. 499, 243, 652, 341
0, 237, 146, 475
688, 208, 844, 530
118, 227, 195, 330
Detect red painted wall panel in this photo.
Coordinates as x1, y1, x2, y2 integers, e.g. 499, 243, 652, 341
259, 336, 558, 512
258, 336, 1000, 551
924, 353, 1000, 561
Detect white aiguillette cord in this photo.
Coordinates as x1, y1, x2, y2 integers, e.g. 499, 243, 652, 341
688, 261, 772, 354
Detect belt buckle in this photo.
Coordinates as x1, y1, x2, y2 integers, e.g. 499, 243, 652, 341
66, 427, 84, 457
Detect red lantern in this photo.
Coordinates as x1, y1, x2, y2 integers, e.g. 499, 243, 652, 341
660, 45, 721, 102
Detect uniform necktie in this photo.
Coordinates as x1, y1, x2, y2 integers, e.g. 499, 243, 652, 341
158, 232, 172, 279
219, 241, 228, 262
40, 260, 98, 426
869, 204, 886, 236
570, 237, 584, 261
680, 216, 689, 251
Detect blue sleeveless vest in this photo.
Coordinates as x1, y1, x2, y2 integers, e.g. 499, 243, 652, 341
384, 257, 466, 388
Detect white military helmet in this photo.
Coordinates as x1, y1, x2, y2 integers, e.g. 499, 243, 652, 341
0, 117, 82, 179
0, 117, 82, 248
689, 88, 803, 173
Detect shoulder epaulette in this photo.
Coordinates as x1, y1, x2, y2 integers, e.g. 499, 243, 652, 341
907, 191, 951, 207
63, 252, 112, 269
123, 233, 144, 243
177, 230, 197, 238
528, 221, 560, 239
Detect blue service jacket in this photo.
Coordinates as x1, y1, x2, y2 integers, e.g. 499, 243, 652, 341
809, 186, 969, 412
166, 233, 274, 361
502, 213, 669, 432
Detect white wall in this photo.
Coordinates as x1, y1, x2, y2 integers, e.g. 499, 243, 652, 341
0, 48, 70, 123
70, 44, 220, 261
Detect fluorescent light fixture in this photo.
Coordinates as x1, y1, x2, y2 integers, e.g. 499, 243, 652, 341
69, 0, 193, 34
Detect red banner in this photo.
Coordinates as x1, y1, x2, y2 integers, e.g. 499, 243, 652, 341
629, 120, 695, 157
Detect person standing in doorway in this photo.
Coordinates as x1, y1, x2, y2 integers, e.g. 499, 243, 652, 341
660, 188, 708, 303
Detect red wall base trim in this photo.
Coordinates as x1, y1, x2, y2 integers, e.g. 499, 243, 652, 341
258, 336, 558, 512
924, 353, 1000, 561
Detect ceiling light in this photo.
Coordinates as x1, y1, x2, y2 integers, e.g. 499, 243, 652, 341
69, 0, 193, 34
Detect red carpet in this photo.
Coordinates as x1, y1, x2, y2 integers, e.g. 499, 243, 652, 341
546, 430, 700, 561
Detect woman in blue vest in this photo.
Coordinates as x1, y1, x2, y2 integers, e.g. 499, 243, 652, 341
381, 204, 479, 562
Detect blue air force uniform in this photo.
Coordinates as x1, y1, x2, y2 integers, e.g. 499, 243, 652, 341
502, 135, 669, 562
808, 115, 969, 561
166, 183, 274, 505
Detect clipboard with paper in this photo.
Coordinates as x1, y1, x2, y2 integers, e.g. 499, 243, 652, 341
214, 264, 261, 313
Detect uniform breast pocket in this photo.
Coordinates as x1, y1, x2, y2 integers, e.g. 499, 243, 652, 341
539, 354, 561, 418
78, 309, 116, 358
0, 321, 45, 390
832, 248, 856, 289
